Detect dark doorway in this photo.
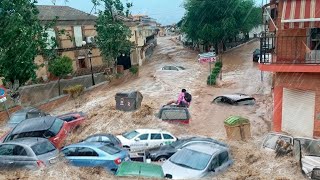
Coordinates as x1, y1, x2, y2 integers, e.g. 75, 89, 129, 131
78, 58, 86, 68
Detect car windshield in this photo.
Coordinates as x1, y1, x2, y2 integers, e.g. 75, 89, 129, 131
99, 145, 121, 155
169, 148, 211, 170
170, 140, 187, 148
49, 119, 64, 136
8, 114, 26, 124
31, 141, 56, 155
161, 109, 188, 120
236, 98, 255, 105
123, 130, 139, 139
297, 138, 320, 157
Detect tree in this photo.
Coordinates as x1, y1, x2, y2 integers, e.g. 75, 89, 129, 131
181, 0, 261, 53
92, 0, 133, 71
0, 0, 53, 86
48, 56, 73, 95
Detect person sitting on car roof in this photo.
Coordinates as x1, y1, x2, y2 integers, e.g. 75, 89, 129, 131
166, 89, 192, 108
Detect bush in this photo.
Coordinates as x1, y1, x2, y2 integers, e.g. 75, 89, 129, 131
63, 84, 84, 98
207, 77, 216, 85
215, 61, 223, 68
212, 67, 221, 74
129, 66, 139, 75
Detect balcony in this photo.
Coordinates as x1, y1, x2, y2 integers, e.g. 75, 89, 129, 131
259, 35, 320, 73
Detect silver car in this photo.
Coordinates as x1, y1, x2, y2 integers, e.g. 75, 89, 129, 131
162, 143, 233, 179
0, 137, 59, 170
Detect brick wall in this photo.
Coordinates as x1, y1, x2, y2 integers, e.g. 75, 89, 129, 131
275, 72, 320, 137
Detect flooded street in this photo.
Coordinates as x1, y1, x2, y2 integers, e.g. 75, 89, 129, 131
0, 37, 305, 179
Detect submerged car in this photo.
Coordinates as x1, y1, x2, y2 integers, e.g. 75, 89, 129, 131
262, 133, 320, 179
212, 93, 255, 105
6, 107, 49, 128
156, 105, 191, 124
160, 65, 185, 71
81, 133, 122, 147
162, 143, 233, 179
116, 161, 164, 179
56, 111, 86, 130
2, 116, 70, 149
147, 137, 227, 162
117, 129, 177, 152
0, 137, 59, 170
61, 142, 130, 173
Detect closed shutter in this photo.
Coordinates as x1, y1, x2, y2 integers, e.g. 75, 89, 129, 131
282, 88, 315, 137
73, 26, 83, 47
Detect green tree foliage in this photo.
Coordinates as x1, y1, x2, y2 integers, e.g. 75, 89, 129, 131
92, 0, 133, 67
182, 0, 261, 51
0, 0, 45, 85
48, 55, 73, 95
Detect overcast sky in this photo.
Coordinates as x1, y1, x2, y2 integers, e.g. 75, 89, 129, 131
37, 0, 264, 25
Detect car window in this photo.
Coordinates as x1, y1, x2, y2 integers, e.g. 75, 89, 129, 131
161, 109, 188, 120
99, 145, 121, 155
9, 131, 47, 140
211, 156, 219, 169
49, 119, 64, 136
263, 134, 281, 150
77, 147, 98, 156
31, 141, 56, 156
62, 147, 78, 156
138, 134, 149, 140
213, 97, 222, 103
162, 66, 170, 70
218, 151, 229, 165
170, 148, 211, 170
0, 144, 27, 156
85, 136, 100, 142
123, 130, 139, 139
8, 114, 26, 123
101, 136, 111, 142
236, 98, 255, 105
150, 133, 162, 140
171, 66, 178, 71
163, 134, 174, 140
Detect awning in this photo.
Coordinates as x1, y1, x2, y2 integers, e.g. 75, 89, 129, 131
281, 0, 320, 29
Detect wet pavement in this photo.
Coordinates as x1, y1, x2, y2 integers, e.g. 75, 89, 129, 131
0, 36, 306, 179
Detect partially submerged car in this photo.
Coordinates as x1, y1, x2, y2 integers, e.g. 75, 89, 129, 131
146, 137, 227, 162
162, 143, 233, 179
262, 133, 320, 179
61, 142, 130, 173
6, 107, 49, 128
116, 161, 164, 179
117, 129, 177, 152
160, 65, 185, 71
2, 117, 70, 149
0, 137, 59, 170
212, 93, 255, 105
56, 111, 86, 130
156, 105, 191, 124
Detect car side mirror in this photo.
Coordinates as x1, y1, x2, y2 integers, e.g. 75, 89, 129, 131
135, 138, 140, 141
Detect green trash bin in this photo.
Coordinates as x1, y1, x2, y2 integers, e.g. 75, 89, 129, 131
115, 91, 143, 112
224, 116, 251, 141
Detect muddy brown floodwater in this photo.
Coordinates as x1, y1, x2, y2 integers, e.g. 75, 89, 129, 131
0, 37, 306, 180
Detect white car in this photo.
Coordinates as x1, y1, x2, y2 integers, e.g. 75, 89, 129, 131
117, 129, 177, 152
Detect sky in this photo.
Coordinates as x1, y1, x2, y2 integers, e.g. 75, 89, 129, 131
37, 0, 264, 25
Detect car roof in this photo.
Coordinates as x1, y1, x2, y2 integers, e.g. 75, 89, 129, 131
116, 161, 164, 178
2, 137, 50, 147
219, 94, 254, 101
11, 116, 58, 134
184, 143, 228, 155
135, 129, 170, 134
86, 133, 115, 138
183, 137, 228, 147
65, 142, 112, 149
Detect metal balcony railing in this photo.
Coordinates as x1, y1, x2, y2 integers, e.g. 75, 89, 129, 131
259, 35, 320, 64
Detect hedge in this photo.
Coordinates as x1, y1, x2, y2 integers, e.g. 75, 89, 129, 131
207, 61, 222, 86
63, 84, 84, 98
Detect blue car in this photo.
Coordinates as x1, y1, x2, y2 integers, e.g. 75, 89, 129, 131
61, 142, 130, 172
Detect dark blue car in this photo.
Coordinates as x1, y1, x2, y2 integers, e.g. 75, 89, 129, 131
61, 142, 130, 172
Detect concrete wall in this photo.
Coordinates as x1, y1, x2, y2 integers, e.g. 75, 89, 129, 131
20, 73, 106, 106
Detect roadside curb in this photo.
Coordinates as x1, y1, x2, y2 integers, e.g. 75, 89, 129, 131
224, 38, 259, 53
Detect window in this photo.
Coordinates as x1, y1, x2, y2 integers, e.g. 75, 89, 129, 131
218, 151, 229, 165
151, 133, 162, 140
77, 147, 98, 157
170, 148, 211, 170
138, 134, 149, 140
62, 147, 78, 157
85, 136, 100, 142
101, 136, 111, 142
161, 109, 188, 120
98, 145, 121, 155
310, 28, 320, 50
163, 134, 174, 140
45, 28, 57, 49
236, 98, 256, 105
74, 26, 83, 47
211, 156, 219, 169
123, 130, 139, 139
0, 145, 27, 156
78, 58, 86, 68
31, 141, 56, 156
49, 119, 64, 136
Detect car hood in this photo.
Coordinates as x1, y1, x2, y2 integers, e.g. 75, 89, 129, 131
162, 160, 204, 179
116, 135, 131, 145
149, 145, 176, 155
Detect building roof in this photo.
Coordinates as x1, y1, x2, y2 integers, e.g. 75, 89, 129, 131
37, 5, 97, 21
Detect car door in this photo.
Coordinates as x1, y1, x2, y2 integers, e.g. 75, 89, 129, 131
208, 151, 231, 175
148, 133, 164, 149
0, 144, 15, 168
262, 133, 293, 151
9, 145, 34, 169
74, 147, 100, 167
131, 133, 150, 151
162, 133, 176, 145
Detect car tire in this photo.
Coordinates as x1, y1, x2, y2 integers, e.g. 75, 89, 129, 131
156, 156, 168, 162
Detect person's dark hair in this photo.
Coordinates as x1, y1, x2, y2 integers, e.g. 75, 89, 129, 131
182, 89, 186, 92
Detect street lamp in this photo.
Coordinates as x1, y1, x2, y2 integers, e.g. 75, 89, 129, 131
87, 50, 95, 86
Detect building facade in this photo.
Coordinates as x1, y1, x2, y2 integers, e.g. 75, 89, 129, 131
259, 0, 320, 138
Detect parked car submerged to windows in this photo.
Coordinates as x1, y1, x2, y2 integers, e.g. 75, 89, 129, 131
117, 129, 177, 152
212, 93, 255, 106
162, 143, 233, 179
2, 116, 69, 149
0, 137, 59, 170
146, 137, 227, 162
61, 142, 130, 173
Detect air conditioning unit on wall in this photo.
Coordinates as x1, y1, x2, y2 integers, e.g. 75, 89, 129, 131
86, 36, 95, 44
